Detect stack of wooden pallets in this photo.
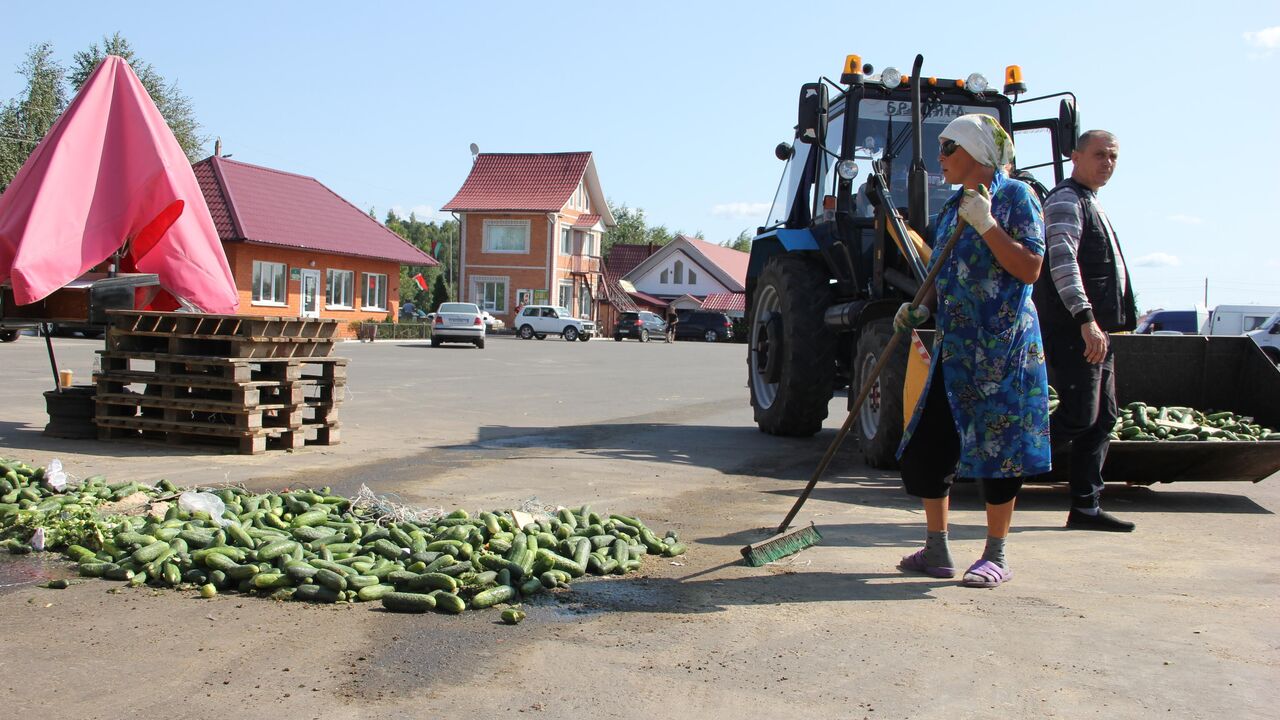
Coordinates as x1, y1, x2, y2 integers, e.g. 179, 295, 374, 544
94, 311, 347, 454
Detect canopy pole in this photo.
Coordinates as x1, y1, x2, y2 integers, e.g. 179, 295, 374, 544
43, 322, 62, 393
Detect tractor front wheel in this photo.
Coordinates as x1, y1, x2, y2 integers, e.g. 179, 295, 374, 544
748, 255, 835, 437
853, 318, 909, 469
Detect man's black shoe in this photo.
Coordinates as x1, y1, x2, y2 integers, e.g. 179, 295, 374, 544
1066, 508, 1135, 532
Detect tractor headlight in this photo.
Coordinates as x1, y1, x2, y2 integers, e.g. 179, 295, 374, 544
837, 160, 859, 180
881, 67, 902, 89
965, 73, 989, 93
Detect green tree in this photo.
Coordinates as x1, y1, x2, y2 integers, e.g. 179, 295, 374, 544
602, 201, 692, 258
0, 42, 67, 192
69, 33, 205, 161
724, 230, 753, 252
430, 274, 450, 313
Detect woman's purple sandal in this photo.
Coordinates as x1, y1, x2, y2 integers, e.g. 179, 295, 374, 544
898, 549, 955, 578
962, 559, 1011, 588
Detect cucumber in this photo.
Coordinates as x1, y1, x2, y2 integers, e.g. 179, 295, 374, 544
293, 584, 339, 603
357, 584, 397, 601
501, 607, 527, 625
291, 509, 330, 528
433, 592, 466, 614
381, 591, 437, 613
131, 541, 171, 564
256, 540, 299, 561
471, 584, 517, 608
314, 568, 348, 592
407, 572, 458, 593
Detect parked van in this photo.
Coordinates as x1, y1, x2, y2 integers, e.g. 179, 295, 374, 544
1246, 311, 1280, 365
1134, 308, 1207, 335
1201, 305, 1280, 336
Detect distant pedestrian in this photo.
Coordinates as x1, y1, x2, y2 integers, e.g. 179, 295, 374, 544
1032, 130, 1137, 532
665, 310, 678, 343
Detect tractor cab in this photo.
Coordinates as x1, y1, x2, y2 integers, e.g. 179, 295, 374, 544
747, 54, 1079, 466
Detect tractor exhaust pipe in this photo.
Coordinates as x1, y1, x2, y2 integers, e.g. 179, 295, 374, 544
907, 54, 928, 235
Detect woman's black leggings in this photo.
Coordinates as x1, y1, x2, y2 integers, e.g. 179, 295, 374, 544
899, 367, 1024, 506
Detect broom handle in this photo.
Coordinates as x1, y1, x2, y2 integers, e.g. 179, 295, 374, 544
774, 216, 970, 534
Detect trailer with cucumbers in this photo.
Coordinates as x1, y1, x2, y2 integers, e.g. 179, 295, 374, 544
1050, 334, 1280, 485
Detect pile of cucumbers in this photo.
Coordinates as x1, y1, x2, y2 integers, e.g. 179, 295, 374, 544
1108, 403, 1278, 442
1, 457, 685, 616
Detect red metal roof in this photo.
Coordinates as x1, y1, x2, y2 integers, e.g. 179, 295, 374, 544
701, 292, 746, 313
605, 244, 658, 277
193, 156, 437, 266
683, 236, 749, 288
572, 213, 601, 228
442, 152, 592, 212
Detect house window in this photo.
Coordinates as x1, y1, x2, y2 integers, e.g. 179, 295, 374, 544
688, 269, 697, 284
483, 219, 530, 253
558, 281, 573, 309
561, 226, 572, 255
363, 273, 387, 310
471, 275, 508, 313
251, 260, 287, 305
582, 233, 593, 256
660, 269, 668, 284
326, 269, 354, 308
578, 284, 592, 319
674, 260, 684, 284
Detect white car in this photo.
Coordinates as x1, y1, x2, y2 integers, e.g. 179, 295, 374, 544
431, 302, 485, 348
514, 305, 595, 342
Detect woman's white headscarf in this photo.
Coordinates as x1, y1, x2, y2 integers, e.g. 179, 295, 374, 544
940, 114, 1014, 169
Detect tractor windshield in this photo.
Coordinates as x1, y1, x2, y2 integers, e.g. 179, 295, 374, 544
842, 99, 1001, 220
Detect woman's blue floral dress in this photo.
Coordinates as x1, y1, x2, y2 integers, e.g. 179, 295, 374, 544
896, 170, 1052, 479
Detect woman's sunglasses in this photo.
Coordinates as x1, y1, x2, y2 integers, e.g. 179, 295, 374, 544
939, 139, 960, 157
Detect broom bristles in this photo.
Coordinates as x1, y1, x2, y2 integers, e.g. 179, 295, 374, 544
740, 523, 822, 566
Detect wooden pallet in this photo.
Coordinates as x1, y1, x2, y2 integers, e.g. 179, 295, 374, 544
96, 352, 347, 384
106, 310, 341, 340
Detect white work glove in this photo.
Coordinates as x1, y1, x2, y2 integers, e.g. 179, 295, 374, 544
958, 184, 997, 235
893, 302, 930, 334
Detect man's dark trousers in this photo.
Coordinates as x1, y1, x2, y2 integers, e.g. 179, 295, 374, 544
1043, 326, 1116, 509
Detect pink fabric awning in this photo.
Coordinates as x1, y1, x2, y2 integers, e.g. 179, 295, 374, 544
0, 56, 238, 313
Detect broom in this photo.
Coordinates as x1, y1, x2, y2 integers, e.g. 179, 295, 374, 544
741, 202, 979, 566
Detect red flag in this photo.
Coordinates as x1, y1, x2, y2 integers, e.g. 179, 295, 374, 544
413, 273, 427, 291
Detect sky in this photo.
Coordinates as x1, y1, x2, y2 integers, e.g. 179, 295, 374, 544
1, 0, 1277, 313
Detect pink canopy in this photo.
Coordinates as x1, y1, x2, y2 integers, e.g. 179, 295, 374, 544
0, 55, 237, 313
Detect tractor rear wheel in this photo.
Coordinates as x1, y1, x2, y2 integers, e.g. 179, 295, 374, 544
748, 255, 835, 437
854, 318, 909, 469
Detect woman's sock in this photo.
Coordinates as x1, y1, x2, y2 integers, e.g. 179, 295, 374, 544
981, 536, 1007, 569
923, 530, 953, 568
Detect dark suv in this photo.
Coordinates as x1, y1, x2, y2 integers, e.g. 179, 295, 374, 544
614, 311, 666, 342
676, 311, 734, 342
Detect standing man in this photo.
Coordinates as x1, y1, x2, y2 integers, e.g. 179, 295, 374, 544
1033, 130, 1137, 532
665, 309, 678, 343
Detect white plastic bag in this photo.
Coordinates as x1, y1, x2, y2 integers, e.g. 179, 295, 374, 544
178, 491, 231, 526
43, 459, 67, 492
30, 527, 46, 551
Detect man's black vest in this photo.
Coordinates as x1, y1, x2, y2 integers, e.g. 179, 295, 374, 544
1033, 178, 1137, 333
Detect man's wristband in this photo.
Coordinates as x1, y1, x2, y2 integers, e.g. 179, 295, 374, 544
1073, 308, 1095, 326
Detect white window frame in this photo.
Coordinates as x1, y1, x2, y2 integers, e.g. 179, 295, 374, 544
560, 226, 572, 255
363, 272, 387, 311
326, 269, 355, 309
470, 275, 508, 313
251, 260, 288, 306
558, 280, 573, 309
674, 260, 684, 284
483, 219, 531, 253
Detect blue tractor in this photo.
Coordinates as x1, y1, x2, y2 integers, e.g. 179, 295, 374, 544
746, 54, 1077, 467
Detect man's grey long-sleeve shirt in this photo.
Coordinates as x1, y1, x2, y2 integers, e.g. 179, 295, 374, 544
1042, 184, 1127, 323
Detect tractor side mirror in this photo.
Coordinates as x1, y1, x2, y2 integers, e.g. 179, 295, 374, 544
796, 82, 828, 146
1057, 98, 1079, 159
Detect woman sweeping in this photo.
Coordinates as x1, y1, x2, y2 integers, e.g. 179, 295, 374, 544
893, 114, 1051, 588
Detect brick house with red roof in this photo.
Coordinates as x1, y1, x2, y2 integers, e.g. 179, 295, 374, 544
193, 157, 436, 337
441, 152, 615, 327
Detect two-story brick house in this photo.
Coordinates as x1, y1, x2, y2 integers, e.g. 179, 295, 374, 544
441, 152, 615, 326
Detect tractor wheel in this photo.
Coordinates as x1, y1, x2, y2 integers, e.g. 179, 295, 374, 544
1264, 346, 1280, 367
853, 318, 909, 469
748, 255, 835, 437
